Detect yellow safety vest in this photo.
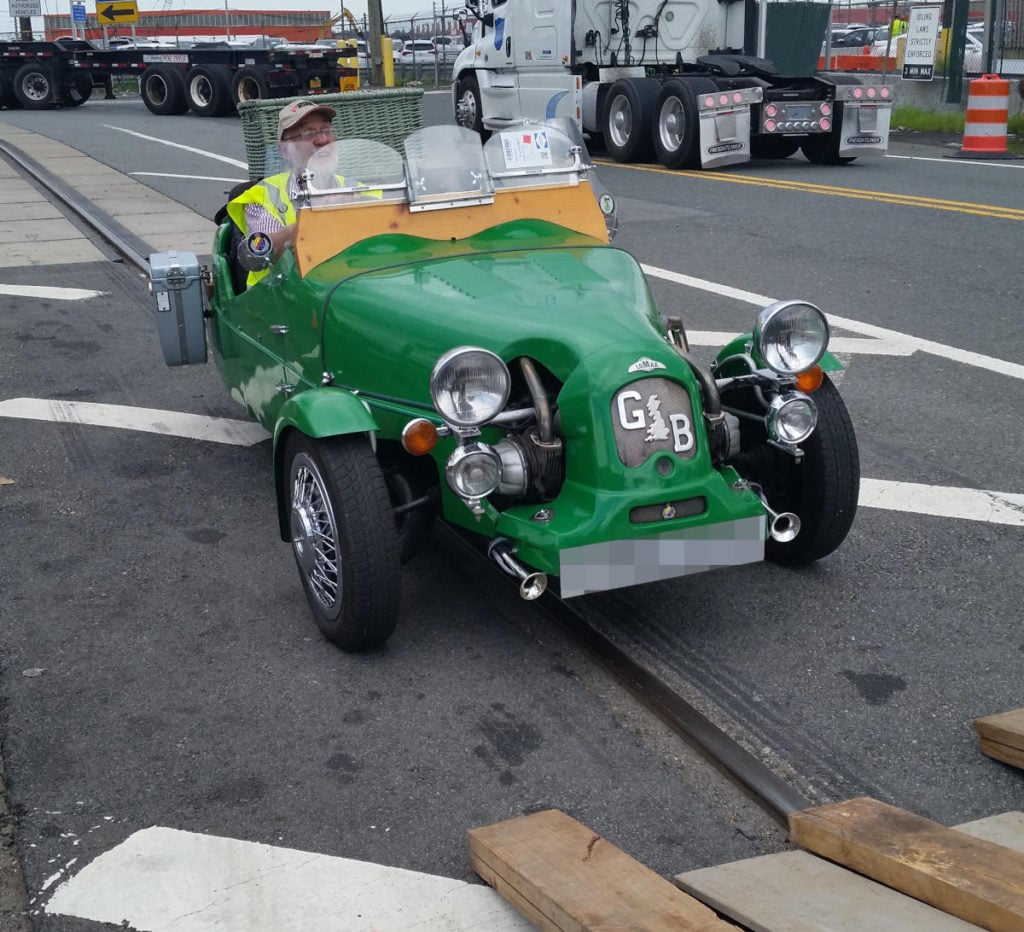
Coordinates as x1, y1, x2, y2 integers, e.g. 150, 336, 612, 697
227, 172, 296, 287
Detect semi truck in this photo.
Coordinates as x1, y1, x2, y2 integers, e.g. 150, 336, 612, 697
451, 0, 894, 168
0, 38, 354, 116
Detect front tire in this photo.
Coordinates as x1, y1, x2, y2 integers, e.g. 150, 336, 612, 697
285, 433, 400, 651
730, 375, 859, 565
455, 73, 486, 139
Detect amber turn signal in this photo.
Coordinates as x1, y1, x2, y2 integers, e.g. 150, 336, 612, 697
794, 365, 824, 393
401, 418, 438, 455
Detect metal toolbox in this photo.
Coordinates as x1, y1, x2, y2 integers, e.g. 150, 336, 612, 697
150, 251, 207, 367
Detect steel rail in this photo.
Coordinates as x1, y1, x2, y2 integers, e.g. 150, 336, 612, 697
444, 527, 812, 827
0, 139, 152, 274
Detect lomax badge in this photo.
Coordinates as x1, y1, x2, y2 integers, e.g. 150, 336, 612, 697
627, 357, 666, 374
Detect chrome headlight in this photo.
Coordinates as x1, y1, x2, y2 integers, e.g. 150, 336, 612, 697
430, 346, 511, 429
755, 301, 829, 375
767, 392, 817, 444
446, 442, 503, 499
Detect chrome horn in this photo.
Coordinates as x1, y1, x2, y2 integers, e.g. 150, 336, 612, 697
487, 538, 548, 600
737, 480, 801, 543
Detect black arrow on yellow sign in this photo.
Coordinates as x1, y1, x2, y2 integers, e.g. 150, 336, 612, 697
98, 3, 135, 20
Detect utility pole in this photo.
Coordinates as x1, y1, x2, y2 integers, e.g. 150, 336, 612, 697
367, 0, 384, 86
19, 17, 34, 40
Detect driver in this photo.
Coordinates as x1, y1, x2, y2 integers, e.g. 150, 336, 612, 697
227, 98, 341, 286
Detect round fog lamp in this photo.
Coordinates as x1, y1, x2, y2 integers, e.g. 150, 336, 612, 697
767, 392, 817, 444
446, 443, 503, 499
755, 300, 830, 375
430, 347, 510, 428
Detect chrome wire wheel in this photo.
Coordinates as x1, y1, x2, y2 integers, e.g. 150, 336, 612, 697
283, 433, 400, 651
289, 453, 340, 612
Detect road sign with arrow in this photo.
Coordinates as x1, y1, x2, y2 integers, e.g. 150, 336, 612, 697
96, 0, 138, 24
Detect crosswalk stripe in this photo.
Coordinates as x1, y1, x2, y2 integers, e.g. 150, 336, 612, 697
45, 826, 531, 931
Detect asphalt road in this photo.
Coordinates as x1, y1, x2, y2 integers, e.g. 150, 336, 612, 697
1, 91, 1023, 929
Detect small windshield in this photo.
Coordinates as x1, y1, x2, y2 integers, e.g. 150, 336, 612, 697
265, 120, 594, 214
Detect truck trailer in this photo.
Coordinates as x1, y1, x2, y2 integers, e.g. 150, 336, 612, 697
0, 38, 354, 116
451, 0, 894, 169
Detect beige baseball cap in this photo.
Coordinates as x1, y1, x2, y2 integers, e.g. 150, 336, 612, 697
278, 99, 337, 141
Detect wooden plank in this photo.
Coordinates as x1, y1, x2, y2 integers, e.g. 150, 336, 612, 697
975, 709, 1024, 753
788, 797, 1024, 932
675, 812, 1024, 931
468, 809, 736, 931
979, 737, 1024, 770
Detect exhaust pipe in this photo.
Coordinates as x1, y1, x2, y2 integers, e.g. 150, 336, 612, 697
739, 480, 801, 543
487, 538, 548, 600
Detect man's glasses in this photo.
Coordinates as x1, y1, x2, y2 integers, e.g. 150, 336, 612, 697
283, 126, 334, 143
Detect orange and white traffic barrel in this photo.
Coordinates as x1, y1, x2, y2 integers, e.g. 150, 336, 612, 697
952, 74, 1021, 159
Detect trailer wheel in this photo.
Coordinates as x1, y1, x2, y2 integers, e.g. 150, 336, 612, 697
59, 74, 93, 107
751, 136, 801, 159
0, 71, 18, 109
601, 78, 659, 163
801, 103, 856, 165
12, 63, 57, 110
231, 65, 272, 104
184, 64, 234, 117
652, 78, 715, 169
140, 64, 188, 115
454, 73, 486, 138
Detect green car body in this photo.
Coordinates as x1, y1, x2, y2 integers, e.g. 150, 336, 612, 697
153, 121, 859, 650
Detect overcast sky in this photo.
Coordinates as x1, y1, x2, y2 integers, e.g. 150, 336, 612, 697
6, 1, 465, 28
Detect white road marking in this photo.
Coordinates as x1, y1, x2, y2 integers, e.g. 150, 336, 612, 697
45, 826, 531, 931
0, 398, 268, 446
860, 478, 1024, 526
643, 264, 1024, 381
0, 284, 105, 301
103, 125, 249, 170
687, 331, 915, 356
887, 153, 1024, 169
132, 172, 249, 183
2, 397, 1020, 527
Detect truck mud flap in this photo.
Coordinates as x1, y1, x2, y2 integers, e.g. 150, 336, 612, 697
698, 86, 762, 169
836, 86, 894, 158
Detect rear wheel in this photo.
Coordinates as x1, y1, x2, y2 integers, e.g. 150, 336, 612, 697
602, 77, 660, 163
801, 103, 856, 164
285, 433, 401, 651
184, 64, 234, 116
231, 65, 272, 105
140, 64, 188, 115
653, 78, 714, 169
13, 63, 56, 110
0, 71, 17, 109
59, 74, 93, 107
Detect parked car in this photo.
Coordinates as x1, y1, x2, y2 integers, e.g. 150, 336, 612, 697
831, 25, 890, 49
401, 38, 437, 64
150, 120, 859, 651
433, 34, 461, 62
963, 25, 1024, 74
